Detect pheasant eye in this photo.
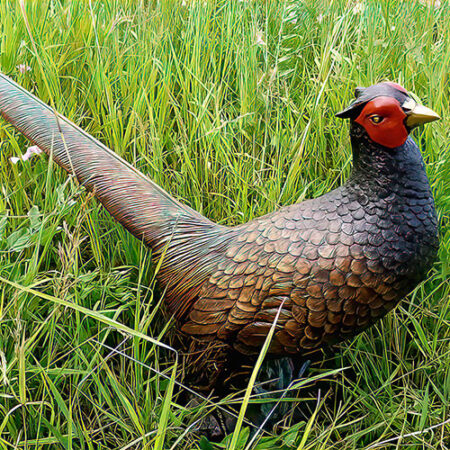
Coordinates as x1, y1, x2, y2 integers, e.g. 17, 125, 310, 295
369, 115, 383, 124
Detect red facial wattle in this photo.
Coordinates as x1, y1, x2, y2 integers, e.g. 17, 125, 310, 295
355, 96, 408, 149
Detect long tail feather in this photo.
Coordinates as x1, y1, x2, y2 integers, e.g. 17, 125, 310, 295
0, 73, 231, 317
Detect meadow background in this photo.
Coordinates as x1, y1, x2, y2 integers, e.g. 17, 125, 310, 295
0, 0, 449, 448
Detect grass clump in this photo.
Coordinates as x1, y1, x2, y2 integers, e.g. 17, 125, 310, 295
0, 0, 449, 448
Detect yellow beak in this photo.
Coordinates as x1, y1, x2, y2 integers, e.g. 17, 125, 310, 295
406, 104, 440, 128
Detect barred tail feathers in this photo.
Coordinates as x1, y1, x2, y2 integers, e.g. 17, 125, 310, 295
0, 73, 229, 317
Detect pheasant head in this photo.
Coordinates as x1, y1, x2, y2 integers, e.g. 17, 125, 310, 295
336, 82, 440, 149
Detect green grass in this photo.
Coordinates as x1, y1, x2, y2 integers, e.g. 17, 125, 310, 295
0, 0, 449, 448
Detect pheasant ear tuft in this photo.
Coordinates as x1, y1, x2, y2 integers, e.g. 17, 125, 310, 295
335, 108, 352, 119
336, 87, 366, 119
354, 86, 365, 97
335, 101, 363, 119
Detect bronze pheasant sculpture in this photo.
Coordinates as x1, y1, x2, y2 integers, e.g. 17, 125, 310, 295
0, 76, 440, 358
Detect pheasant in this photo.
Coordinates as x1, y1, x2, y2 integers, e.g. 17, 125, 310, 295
0, 76, 440, 363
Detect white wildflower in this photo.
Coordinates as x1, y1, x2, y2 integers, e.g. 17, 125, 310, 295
255, 29, 266, 47
17, 64, 31, 74
10, 145, 43, 164
419, 0, 441, 7
352, 1, 364, 14
285, 11, 297, 24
